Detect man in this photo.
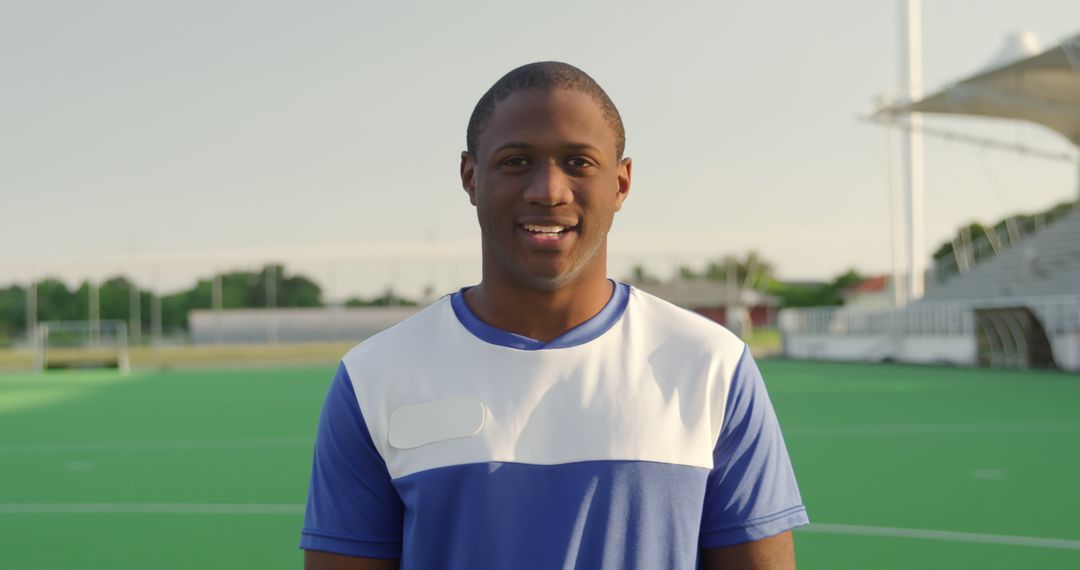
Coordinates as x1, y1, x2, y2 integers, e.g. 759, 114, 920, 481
301, 62, 808, 569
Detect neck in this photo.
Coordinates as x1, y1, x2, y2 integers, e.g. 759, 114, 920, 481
464, 264, 614, 344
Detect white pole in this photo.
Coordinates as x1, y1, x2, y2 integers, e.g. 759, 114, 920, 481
213, 273, 223, 344
89, 281, 100, 346
151, 269, 162, 351
117, 323, 130, 375
33, 323, 47, 373
900, 0, 925, 301
151, 292, 162, 346
129, 282, 141, 346
26, 280, 37, 348
266, 265, 278, 344
887, 119, 907, 308
213, 274, 223, 311
266, 265, 277, 309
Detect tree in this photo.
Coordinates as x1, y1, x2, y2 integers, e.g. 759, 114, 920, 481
345, 289, 418, 307
701, 251, 777, 291
627, 264, 662, 284
676, 265, 699, 281
767, 268, 864, 308
240, 264, 322, 308
36, 278, 79, 322
0, 285, 27, 345
830, 269, 864, 291
280, 273, 322, 307
99, 277, 135, 322
0, 265, 326, 339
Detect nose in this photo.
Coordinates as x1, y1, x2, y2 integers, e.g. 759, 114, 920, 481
522, 162, 573, 207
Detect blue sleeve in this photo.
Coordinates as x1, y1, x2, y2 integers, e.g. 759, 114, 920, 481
299, 363, 404, 558
700, 346, 809, 548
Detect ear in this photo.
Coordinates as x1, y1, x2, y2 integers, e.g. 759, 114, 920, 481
614, 157, 632, 212
460, 151, 478, 206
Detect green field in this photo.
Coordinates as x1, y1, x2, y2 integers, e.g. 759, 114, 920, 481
1, 361, 1078, 569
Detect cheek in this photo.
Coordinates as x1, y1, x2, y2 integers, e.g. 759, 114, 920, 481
475, 188, 517, 216
473, 199, 507, 233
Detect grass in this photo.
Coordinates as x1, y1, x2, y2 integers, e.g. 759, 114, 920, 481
0, 342, 357, 372
1, 361, 1078, 568
766, 360, 1080, 568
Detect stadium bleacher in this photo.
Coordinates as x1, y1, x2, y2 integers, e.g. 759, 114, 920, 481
922, 205, 1080, 301
781, 203, 1080, 371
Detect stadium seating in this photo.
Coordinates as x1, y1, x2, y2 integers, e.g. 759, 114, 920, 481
921, 206, 1080, 302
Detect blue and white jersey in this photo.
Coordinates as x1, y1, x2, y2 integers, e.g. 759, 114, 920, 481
301, 283, 807, 569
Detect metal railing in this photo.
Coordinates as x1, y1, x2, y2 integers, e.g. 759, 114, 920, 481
780, 295, 1080, 337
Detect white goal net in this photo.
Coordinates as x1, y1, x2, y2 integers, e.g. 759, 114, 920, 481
34, 320, 130, 373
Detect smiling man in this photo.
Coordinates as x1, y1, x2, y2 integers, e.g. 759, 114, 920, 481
301, 62, 808, 569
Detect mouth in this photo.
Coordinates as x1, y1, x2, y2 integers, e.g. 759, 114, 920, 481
517, 222, 579, 245
522, 223, 574, 234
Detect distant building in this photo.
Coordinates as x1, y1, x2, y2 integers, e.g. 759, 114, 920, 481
840, 275, 900, 309
630, 280, 780, 330
189, 306, 421, 345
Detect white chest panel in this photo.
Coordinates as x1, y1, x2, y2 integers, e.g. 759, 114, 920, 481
344, 290, 745, 480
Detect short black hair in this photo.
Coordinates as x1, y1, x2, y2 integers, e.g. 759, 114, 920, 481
466, 61, 626, 159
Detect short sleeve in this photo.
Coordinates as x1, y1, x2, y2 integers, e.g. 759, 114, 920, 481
699, 346, 809, 548
299, 363, 404, 558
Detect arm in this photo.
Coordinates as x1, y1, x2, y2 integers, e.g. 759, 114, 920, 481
701, 531, 795, 570
300, 364, 405, 561
699, 347, 807, 558
304, 550, 399, 570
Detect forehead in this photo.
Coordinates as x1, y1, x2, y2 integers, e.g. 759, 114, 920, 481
478, 89, 616, 156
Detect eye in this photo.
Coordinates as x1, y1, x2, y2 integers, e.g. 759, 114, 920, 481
565, 156, 594, 169
500, 156, 530, 168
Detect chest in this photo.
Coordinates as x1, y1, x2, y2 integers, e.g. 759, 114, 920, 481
366, 350, 723, 480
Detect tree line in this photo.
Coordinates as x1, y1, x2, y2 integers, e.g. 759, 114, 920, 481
1, 255, 855, 346
0, 265, 416, 346
7, 201, 1072, 346
626, 251, 866, 309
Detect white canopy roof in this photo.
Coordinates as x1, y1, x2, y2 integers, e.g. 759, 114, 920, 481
882, 33, 1080, 146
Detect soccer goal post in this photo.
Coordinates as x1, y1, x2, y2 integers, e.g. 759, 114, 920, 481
34, 320, 130, 374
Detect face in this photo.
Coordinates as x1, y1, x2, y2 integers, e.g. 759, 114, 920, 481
460, 89, 631, 291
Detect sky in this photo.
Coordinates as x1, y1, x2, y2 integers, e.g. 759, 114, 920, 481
3, 0, 1079, 301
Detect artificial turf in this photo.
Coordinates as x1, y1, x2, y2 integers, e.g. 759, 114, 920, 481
0, 361, 1077, 569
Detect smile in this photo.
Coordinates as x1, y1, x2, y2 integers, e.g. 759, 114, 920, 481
517, 222, 578, 245
522, 224, 572, 235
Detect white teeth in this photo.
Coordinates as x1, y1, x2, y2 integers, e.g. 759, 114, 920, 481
523, 224, 567, 234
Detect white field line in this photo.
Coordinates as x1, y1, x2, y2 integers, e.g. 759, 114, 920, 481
787, 421, 1080, 437
0, 503, 304, 515
0, 436, 311, 454
802, 523, 1080, 550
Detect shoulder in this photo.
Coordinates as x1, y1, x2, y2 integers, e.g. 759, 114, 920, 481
341, 295, 456, 375
625, 285, 745, 363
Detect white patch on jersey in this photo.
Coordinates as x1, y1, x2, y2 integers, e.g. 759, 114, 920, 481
343, 288, 746, 480
388, 397, 487, 450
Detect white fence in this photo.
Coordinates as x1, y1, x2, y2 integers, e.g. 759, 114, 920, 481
780, 296, 1080, 372
188, 306, 422, 345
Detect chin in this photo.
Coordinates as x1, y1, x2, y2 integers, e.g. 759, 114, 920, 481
487, 241, 605, 292
515, 272, 572, 292
512, 264, 583, 292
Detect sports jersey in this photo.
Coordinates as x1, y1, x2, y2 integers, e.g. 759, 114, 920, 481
300, 282, 807, 569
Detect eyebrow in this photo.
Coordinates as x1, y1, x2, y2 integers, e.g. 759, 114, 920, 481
492, 142, 604, 154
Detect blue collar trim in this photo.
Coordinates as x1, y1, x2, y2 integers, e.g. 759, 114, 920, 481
450, 281, 630, 350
